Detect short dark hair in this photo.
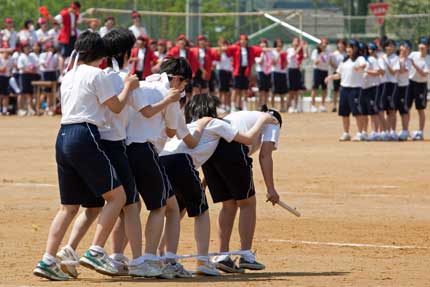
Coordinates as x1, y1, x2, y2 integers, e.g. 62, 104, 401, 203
72, 1, 81, 9
24, 19, 33, 29
160, 57, 192, 81
383, 39, 395, 48
103, 28, 136, 68
184, 93, 219, 123
74, 30, 106, 63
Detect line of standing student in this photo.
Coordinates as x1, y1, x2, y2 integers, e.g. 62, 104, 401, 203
326, 37, 430, 141
33, 28, 283, 281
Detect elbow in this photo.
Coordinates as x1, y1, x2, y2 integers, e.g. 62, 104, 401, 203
110, 107, 122, 114
241, 138, 253, 146
140, 110, 153, 118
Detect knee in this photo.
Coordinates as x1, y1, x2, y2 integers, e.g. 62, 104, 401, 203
104, 186, 126, 206
237, 196, 256, 209
221, 200, 238, 212
85, 207, 102, 220
166, 197, 180, 214
60, 205, 80, 218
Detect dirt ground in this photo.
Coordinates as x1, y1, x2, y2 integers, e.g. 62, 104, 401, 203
1, 111, 430, 287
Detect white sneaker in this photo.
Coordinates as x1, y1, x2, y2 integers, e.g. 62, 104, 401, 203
17, 109, 27, 116
319, 105, 327, 112
339, 132, 351, 141
159, 262, 192, 279
288, 107, 295, 113
109, 254, 129, 276
352, 133, 363, 142
56, 246, 79, 278
390, 131, 399, 141
412, 131, 424, 141
310, 105, 318, 113
27, 108, 36, 116
380, 131, 391, 141
196, 260, 220, 276
294, 108, 300, 113
361, 132, 369, 141
129, 260, 163, 278
398, 130, 409, 141
367, 132, 380, 141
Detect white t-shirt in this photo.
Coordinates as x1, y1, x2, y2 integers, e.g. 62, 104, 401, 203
311, 48, 330, 71
408, 51, 430, 83
99, 26, 112, 38
17, 29, 37, 46
336, 56, 368, 88
217, 52, 232, 71
17, 53, 38, 74
99, 68, 129, 141
1, 29, 17, 49
179, 49, 187, 58
198, 48, 205, 68
287, 47, 298, 69
126, 73, 188, 152
36, 29, 50, 43
271, 50, 286, 73
363, 56, 380, 89
154, 51, 166, 62
381, 53, 400, 83
0, 56, 13, 77
224, 111, 280, 155
136, 48, 146, 71
60, 64, 116, 127
128, 25, 147, 39
161, 119, 239, 168
330, 50, 346, 70
48, 28, 59, 47
398, 57, 412, 87
240, 47, 248, 67
255, 51, 272, 73
39, 52, 58, 72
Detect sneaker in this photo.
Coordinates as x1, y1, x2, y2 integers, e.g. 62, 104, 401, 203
33, 260, 71, 281
361, 132, 369, 141
196, 260, 220, 276
17, 109, 27, 116
412, 131, 424, 141
339, 132, 351, 142
239, 257, 265, 271
390, 131, 399, 141
79, 249, 119, 276
287, 107, 295, 113
213, 256, 245, 274
380, 131, 390, 141
129, 260, 163, 278
27, 108, 36, 116
398, 130, 409, 141
352, 133, 363, 142
109, 254, 129, 276
159, 262, 192, 279
310, 105, 318, 113
56, 246, 79, 278
367, 132, 380, 141
319, 105, 327, 112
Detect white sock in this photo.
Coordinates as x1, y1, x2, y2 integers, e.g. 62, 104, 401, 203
42, 253, 57, 265
89, 245, 105, 255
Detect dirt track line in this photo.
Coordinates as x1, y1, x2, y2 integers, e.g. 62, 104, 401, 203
267, 239, 430, 250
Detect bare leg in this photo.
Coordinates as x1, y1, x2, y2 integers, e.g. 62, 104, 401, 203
194, 210, 210, 256
67, 207, 101, 250
111, 212, 128, 254
217, 200, 238, 252
401, 114, 409, 131
311, 89, 317, 106
418, 109, 425, 131
321, 90, 327, 107
144, 207, 166, 254
342, 116, 350, 133
237, 196, 256, 250
123, 202, 142, 259
159, 196, 180, 255
333, 91, 338, 111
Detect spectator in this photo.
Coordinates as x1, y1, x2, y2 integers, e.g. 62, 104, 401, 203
18, 19, 37, 46
99, 16, 115, 37
47, 21, 60, 49
129, 35, 158, 81
17, 41, 38, 116
129, 11, 147, 39
0, 50, 13, 115
36, 18, 53, 45
1, 17, 17, 49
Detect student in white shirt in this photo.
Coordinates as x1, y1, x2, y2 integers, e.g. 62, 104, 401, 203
408, 37, 430, 140
17, 41, 38, 116
160, 94, 276, 274
99, 16, 115, 38
33, 31, 140, 281
396, 41, 413, 141
286, 37, 306, 112
129, 11, 147, 39
17, 19, 37, 46
329, 39, 346, 112
325, 40, 368, 141
216, 39, 233, 112
39, 42, 59, 114
380, 40, 400, 140
1, 17, 17, 49
35, 18, 53, 45
271, 38, 288, 112
0, 50, 13, 115
310, 38, 330, 112
48, 21, 60, 49
255, 38, 273, 108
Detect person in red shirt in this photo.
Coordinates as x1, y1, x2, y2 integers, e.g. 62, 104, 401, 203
222, 34, 262, 111
130, 35, 158, 80
190, 35, 217, 95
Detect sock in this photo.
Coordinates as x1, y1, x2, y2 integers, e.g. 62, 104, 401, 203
142, 253, 159, 262
110, 253, 125, 261
89, 245, 105, 255
42, 253, 57, 265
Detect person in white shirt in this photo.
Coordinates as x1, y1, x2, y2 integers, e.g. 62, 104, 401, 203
1, 17, 17, 49
286, 37, 306, 112
0, 50, 13, 115
39, 42, 59, 114
310, 38, 330, 112
17, 41, 38, 116
329, 39, 346, 112
271, 38, 288, 112
150, 39, 168, 74
129, 11, 147, 39
255, 38, 273, 108
216, 39, 233, 112
325, 40, 368, 141
407, 37, 430, 140
99, 16, 115, 38
380, 40, 400, 140
33, 31, 140, 282
396, 41, 413, 141
18, 19, 38, 46
48, 21, 60, 49
35, 18, 53, 45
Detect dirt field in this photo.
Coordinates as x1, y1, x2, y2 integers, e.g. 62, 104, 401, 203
1, 112, 430, 287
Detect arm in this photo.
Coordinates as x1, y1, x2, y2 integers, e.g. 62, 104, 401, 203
411, 60, 429, 77
104, 73, 139, 114
233, 113, 274, 146
140, 88, 181, 118
259, 141, 280, 205
181, 117, 212, 148
325, 73, 340, 84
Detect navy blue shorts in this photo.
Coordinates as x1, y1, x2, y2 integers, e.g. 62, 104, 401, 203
0, 75, 10, 95
312, 69, 328, 90
56, 123, 121, 207
20, 73, 38, 94
408, 80, 427, 110
272, 72, 288, 94
218, 70, 232, 92
338, 87, 362, 117
288, 68, 301, 91
381, 82, 397, 111
333, 79, 341, 92
361, 86, 378, 115
233, 67, 250, 90
101, 140, 139, 206
202, 139, 255, 204
42, 71, 58, 82
395, 85, 409, 115
127, 142, 172, 211
257, 71, 272, 92
59, 36, 76, 58
160, 153, 208, 217
209, 70, 217, 92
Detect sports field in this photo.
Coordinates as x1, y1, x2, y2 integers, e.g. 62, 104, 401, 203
1, 111, 429, 286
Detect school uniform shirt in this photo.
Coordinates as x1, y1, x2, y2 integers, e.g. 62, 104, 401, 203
363, 56, 380, 89
36, 29, 50, 43
1, 29, 17, 49
17, 29, 37, 46
11, 52, 19, 74
0, 56, 13, 77
271, 50, 287, 73
381, 53, 400, 83
48, 28, 59, 47
311, 49, 330, 71
331, 50, 346, 70
378, 56, 387, 84
408, 51, 430, 83
126, 73, 189, 152
216, 52, 233, 71
161, 118, 239, 169
39, 52, 58, 72
130, 47, 158, 79
55, 10, 80, 42
336, 56, 368, 88
60, 64, 116, 127
17, 53, 38, 74
255, 51, 273, 74
224, 111, 280, 155
286, 47, 300, 69
136, 48, 146, 71
398, 57, 412, 87
128, 24, 147, 39
154, 51, 166, 62
99, 26, 112, 38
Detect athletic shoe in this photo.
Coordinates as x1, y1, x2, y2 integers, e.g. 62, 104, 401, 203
398, 130, 409, 141
319, 105, 327, 112
367, 132, 380, 141
17, 109, 27, 116
196, 260, 220, 276
213, 256, 245, 274
239, 257, 265, 270
57, 246, 79, 278
352, 133, 363, 142
360, 132, 369, 141
390, 131, 399, 141
79, 249, 119, 276
159, 262, 192, 279
310, 105, 318, 113
380, 131, 391, 141
339, 132, 351, 142
33, 260, 71, 281
412, 131, 424, 141
129, 260, 163, 277
109, 254, 129, 276
287, 107, 295, 113
27, 108, 36, 116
